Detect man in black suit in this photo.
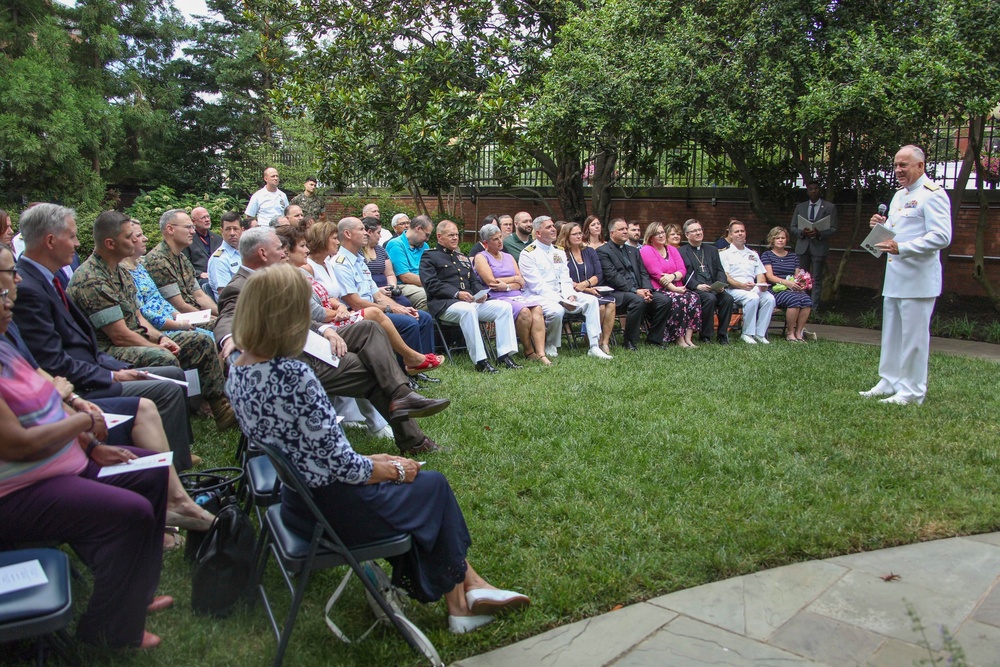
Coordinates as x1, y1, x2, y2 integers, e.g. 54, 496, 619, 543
13, 203, 195, 468
790, 180, 837, 311
597, 218, 670, 349
215, 227, 449, 455
679, 218, 734, 344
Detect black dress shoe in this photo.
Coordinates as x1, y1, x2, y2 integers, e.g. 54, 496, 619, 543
495, 354, 522, 369
389, 393, 451, 422
475, 360, 499, 374
403, 437, 446, 455
717, 336, 730, 345
416, 372, 441, 383
624, 341, 639, 351
407, 378, 421, 391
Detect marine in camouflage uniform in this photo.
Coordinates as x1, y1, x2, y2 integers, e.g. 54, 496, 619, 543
290, 190, 324, 222
143, 240, 216, 330
67, 252, 229, 406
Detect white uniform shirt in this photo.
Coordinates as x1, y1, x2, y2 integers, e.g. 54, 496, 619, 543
207, 242, 241, 300
881, 174, 951, 299
244, 187, 289, 227
518, 241, 575, 300
720, 245, 766, 284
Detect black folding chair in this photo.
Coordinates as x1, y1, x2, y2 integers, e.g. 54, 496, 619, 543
251, 440, 442, 667
0, 548, 74, 666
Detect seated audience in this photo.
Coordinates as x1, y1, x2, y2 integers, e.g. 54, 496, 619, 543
362, 216, 411, 308
333, 218, 436, 360
0, 208, 13, 251
584, 215, 605, 250
67, 211, 236, 429
305, 220, 343, 297
556, 222, 616, 354
502, 211, 534, 262
498, 215, 513, 239
123, 221, 214, 341
761, 226, 813, 342
679, 218, 735, 344
467, 215, 497, 259
519, 216, 612, 359
389, 213, 411, 242
419, 221, 520, 373
719, 220, 775, 344
0, 304, 169, 648
278, 225, 442, 375
216, 228, 449, 455
207, 212, 243, 300
226, 264, 530, 634
182, 207, 222, 296
597, 219, 671, 350
384, 215, 431, 310
362, 203, 393, 245
143, 209, 219, 324
640, 222, 701, 348
473, 224, 549, 365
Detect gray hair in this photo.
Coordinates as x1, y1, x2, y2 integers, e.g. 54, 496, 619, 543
532, 215, 552, 231
158, 208, 187, 234
239, 227, 276, 263
899, 144, 925, 162
19, 203, 76, 249
479, 224, 501, 242
682, 218, 703, 234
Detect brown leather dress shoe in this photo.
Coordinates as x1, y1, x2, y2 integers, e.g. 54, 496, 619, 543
404, 437, 446, 455
388, 393, 451, 422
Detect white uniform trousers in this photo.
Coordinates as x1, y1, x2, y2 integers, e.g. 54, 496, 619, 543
439, 300, 517, 363
533, 298, 566, 351
877, 296, 935, 403
568, 292, 602, 347
728, 288, 775, 337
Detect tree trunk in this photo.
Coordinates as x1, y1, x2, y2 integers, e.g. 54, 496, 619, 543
825, 127, 839, 200
409, 180, 431, 217
967, 120, 1000, 310
724, 143, 774, 228
590, 147, 618, 226
534, 147, 587, 223
829, 178, 866, 301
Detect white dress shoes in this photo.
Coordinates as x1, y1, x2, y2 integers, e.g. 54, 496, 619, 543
753, 335, 770, 345
588, 346, 613, 360
448, 614, 494, 634
545, 345, 559, 358
859, 382, 895, 399
370, 425, 394, 439
741, 334, 757, 345
465, 588, 532, 615
879, 395, 923, 406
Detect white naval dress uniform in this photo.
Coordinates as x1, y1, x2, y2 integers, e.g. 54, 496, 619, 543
518, 240, 602, 353
720, 245, 775, 338
872, 174, 951, 403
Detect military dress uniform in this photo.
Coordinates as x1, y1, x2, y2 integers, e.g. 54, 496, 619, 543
869, 174, 951, 404
331, 247, 435, 355
418, 245, 517, 363
720, 245, 775, 339
518, 240, 602, 355
207, 242, 241, 301
144, 241, 215, 331
66, 253, 229, 403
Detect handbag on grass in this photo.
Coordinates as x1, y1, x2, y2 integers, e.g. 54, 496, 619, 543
190, 503, 256, 617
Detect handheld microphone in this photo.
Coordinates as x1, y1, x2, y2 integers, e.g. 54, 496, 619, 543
877, 204, 887, 217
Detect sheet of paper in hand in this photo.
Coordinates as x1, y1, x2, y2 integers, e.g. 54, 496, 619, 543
861, 224, 896, 258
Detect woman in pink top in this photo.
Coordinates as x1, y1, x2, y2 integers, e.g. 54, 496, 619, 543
0, 289, 169, 650
640, 222, 702, 348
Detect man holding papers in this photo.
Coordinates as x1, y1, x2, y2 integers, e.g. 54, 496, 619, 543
790, 180, 837, 312
419, 220, 519, 373
861, 145, 951, 405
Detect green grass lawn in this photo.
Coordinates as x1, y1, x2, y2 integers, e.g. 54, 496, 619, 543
25, 338, 1000, 666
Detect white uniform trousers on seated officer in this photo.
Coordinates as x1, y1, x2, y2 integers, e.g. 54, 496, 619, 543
518, 240, 602, 354
870, 174, 951, 404
720, 244, 775, 339
439, 299, 517, 363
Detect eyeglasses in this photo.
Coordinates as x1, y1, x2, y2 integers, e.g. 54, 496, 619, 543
0, 289, 9, 304
0, 267, 16, 278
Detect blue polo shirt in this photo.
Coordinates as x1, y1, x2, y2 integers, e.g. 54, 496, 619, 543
385, 234, 429, 278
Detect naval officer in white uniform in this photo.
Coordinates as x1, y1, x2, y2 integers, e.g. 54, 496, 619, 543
862, 144, 951, 405
518, 216, 613, 360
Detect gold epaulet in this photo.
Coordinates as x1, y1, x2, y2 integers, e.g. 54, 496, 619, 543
554, 244, 564, 250
923, 182, 942, 192
523, 245, 536, 253
212, 247, 225, 257
334, 255, 347, 264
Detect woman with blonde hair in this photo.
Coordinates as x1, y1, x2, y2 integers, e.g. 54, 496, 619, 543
227, 264, 530, 634
640, 222, 701, 347
557, 222, 616, 354
762, 226, 812, 342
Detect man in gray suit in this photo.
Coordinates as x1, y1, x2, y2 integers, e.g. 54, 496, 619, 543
790, 180, 837, 311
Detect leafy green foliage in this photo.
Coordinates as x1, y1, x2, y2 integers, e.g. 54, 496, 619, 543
125, 186, 240, 247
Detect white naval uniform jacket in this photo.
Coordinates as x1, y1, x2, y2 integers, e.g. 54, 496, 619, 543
518, 241, 575, 300
881, 175, 952, 299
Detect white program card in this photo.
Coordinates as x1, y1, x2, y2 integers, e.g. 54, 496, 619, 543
97, 452, 174, 478
0, 560, 48, 596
